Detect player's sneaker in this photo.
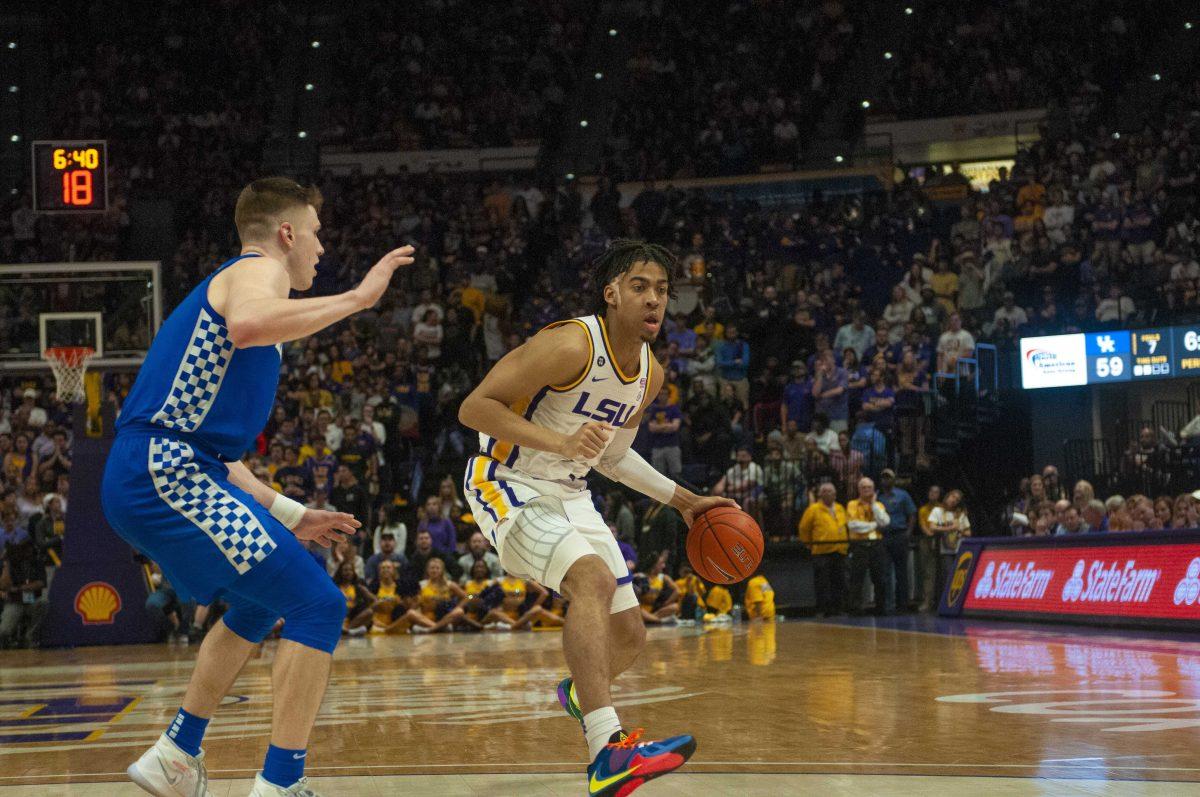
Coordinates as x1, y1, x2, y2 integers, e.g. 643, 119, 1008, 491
556, 676, 583, 723
587, 728, 696, 796
126, 733, 212, 797
248, 773, 324, 796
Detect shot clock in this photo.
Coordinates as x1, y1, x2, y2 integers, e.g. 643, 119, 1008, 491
31, 140, 109, 213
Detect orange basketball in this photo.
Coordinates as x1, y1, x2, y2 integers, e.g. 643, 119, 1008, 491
686, 506, 763, 584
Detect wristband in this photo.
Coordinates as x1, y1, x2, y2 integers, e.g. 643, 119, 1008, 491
270, 492, 306, 530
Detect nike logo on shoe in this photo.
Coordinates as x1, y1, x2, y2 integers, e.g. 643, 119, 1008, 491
158, 758, 183, 786
590, 764, 640, 793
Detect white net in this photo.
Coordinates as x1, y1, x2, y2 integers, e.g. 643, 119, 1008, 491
45, 347, 94, 403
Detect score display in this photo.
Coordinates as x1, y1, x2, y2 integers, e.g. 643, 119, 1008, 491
31, 140, 109, 213
1022, 324, 1200, 389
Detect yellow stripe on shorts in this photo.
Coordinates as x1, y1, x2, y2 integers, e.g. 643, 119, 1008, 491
472, 456, 510, 520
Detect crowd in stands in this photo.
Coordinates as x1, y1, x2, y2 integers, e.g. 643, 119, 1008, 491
1008, 458, 1200, 538
877, 3, 1159, 120
320, 0, 586, 151
604, 0, 860, 179
4, 1, 1200, 646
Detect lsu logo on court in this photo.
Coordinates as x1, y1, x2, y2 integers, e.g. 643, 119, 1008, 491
947, 551, 973, 606
75, 581, 122, 625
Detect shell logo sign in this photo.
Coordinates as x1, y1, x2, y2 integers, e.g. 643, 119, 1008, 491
75, 582, 122, 625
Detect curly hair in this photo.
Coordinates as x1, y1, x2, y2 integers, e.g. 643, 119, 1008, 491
589, 239, 678, 315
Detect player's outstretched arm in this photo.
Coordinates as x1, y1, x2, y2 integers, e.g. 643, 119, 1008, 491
593, 359, 738, 525
226, 460, 359, 548
458, 324, 611, 460
220, 246, 414, 348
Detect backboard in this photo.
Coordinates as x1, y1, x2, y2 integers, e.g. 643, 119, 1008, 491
0, 261, 161, 372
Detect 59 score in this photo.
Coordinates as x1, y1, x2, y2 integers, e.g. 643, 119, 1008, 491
1095, 356, 1125, 378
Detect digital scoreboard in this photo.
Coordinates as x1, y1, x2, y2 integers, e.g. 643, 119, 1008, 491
31, 140, 109, 213
1021, 324, 1200, 389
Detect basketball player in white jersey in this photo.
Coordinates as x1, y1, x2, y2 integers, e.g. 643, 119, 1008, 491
459, 240, 736, 796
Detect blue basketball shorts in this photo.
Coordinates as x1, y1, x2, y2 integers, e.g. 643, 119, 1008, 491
101, 432, 344, 652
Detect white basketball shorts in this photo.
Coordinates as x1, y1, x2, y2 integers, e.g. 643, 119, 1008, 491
463, 455, 637, 614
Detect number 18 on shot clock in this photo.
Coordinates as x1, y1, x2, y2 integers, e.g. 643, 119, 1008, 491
31, 140, 108, 213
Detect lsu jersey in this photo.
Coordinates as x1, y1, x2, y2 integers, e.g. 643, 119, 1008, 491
477, 314, 652, 486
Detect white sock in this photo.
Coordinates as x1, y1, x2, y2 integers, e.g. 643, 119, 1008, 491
583, 706, 622, 761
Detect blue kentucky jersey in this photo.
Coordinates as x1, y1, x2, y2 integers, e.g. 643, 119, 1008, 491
117, 253, 281, 460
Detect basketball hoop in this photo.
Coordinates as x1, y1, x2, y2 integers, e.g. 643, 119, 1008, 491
44, 346, 95, 403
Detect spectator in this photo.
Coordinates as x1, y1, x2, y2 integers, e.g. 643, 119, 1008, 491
326, 537, 365, 580
715, 324, 751, 407
845, 477, 890, 616
364, 531, 407, 584
1, 522, 46, 648
417, 496, 457, 557
372, 505, 408, 558
798, 482, 849, 617
916, 485, 943, 611
834, 310, 875, 361
1054, 505, 1090, 536
780, 361, 813, 433
811, 353, 850, 432
645, 387, 683, 481
1095, 285, 1135, 324
936, 313, 975, 373
456, 530, 502, 583
927, 490, 971, 604
1082, 499, 1108, 533
877, 469, 917, 614
714, 447, 764, 524
331, 465, 371, 527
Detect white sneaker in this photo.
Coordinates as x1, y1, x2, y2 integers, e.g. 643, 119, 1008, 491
410, 625, 431, 634
346, 626, 367, 637
127, 733, 212, 796
249, 774, 324, 796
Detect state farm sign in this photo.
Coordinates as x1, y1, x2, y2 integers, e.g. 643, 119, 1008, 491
964, 545, 1200, 621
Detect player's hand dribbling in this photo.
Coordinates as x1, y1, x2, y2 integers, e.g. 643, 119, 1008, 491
679, 496, 740, 528
293, 508, 361, 548
352, 245, 415, 309
559, 421, 613, 462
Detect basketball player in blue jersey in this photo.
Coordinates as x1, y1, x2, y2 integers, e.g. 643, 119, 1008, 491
101, 177, 413, 797
459, 240, 737, 796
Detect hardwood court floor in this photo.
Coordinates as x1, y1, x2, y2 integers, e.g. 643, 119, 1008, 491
3, 617, 1200, 795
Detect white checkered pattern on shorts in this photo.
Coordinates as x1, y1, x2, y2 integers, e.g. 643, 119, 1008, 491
150, 308, 235, 432
149, 437, 275, 574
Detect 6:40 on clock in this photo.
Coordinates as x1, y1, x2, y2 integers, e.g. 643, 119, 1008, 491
31, 139, 109, 213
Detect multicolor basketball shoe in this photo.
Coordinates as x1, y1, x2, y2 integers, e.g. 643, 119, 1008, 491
557, 676, 583, 723
587, 728, 697, 796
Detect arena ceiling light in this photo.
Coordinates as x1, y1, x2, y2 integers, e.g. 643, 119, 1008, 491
608, 28, 618, 36
594, 72, 603, 80
297, 131, 308, 139
580, 120, 588, 127
1185, 22, 1193, 30
10, 134, 19, 143
904, 7, 913, 15
835, 155, 845, 163
861, 100, 871, 109
305, 83, 315, 91
884, 51, 893, 60
310, 40, 320, 48
1152, 73, 1162, 81
7, 85, 16, 93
